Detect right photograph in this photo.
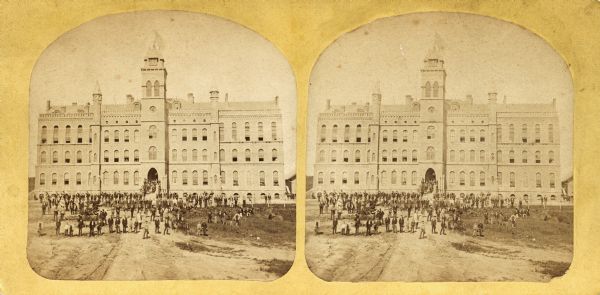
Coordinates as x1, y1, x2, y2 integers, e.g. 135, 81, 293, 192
305, 12, 574, 282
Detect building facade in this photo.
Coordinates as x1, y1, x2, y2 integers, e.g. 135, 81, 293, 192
34, 43, 285, 200
313, 50, 562, 202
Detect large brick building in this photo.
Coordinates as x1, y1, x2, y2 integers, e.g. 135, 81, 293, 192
34, 41, 285, 201
313, 49, 562, 202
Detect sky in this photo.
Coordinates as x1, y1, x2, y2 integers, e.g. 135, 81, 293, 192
28, 10, 297, 178
306, 12, 573, 180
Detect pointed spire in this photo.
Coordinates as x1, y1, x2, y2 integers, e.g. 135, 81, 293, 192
372, 79, 381, 95
93, 80, 101, 95
425, 33, 445, 60
146, 31, 164, 59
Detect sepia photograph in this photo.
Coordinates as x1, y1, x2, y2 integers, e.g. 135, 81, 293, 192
305, 12, 573, 282
27, 10, 297, 281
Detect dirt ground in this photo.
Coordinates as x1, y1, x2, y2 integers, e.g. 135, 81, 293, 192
305, 199, 572, 282
27, 200, 295, 281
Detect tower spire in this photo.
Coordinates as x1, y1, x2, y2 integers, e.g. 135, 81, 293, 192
93, 80, 101, 95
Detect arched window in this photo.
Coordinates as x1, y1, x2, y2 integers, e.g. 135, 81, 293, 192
114, 130, 119, 142
470, 129, 476, 142
343, 150, 349, 162
412, 171, 417, 185
391, 150, 398, 162
134, 171, 140, 185
202, 149, 208, 161
480, 171, 485, 186
449, 171, 455, 184
469, 171, 475, 186
497, 125, 503, 142
65, 125, 71, 143
123, 171, 129, 185
330, 172, 335, 184
354, 171, 360, 184
113, 150, 119, 162
182, 128, 188, 141
40, 151, 47, 164
232, 149, 238, 162
64, 151, 71, 163
244, 123, 250, 141
52, 173, 58, 185
391, 170, 397, 184
181, 149, 187, 162
231, 123, 237, 141
104, 130, 109, 142
52, 125, 59, 143
401, 171, 407, 185
153, 80, 160, 96
192, 149, 198, 161
318, 172, 324, 184
331, 150, 337, 162
76, 150, 82, 163
381, 171, 387, 185
459, 129, 465, 142
192, 128, 198, 141
39, 173, 45, 185
258, 149, 264, 161
382, 150, 388, 162
459, 150, 465, 162
273, 171, 279, 186
257, 122, 264, 141
509, 150, 515, 163
426, 147, 435, 160
480, 150, 485, 162
320, 124, 326, 142
412, 150, 418, 162
271, 122, 277, 140
403, 130, 408, 142
344, 125, 350, 142
202, 128, 208, 141
149, 125, 157, 139
548, 150, 555, 164
113, 171, 119, 185
509, 124, 515, 142
450, 129, 455, 142
432, 82, 439, 97
63, 173, 70, 185
480, 129, 486, 142
134, 150, 139, 162
182, 170, 188, 185
459, 171, 465, 186
402, 150, 408, 162
522, 124, 528, 143
548, 124, 554, 143
522, 150, 528, 163
149, 146, 157, 160
536, 172, 542, 188
259, 171, 266, 186
245, 149, 251, 162
193, 170, 199, 185
449, 150, 455, 162
356, 125, 362, 142
382, 130, 388, 142
102, 171, 108, 184
202, 170, 209, 185
332, 125, 338, 142
219, 149, 225, 161
535, 124, 541, 143
371, 152, 376, 163
272, 149, 278, 161
41, 126, 47, 143
233, 171, 239, 186
425, 81, 431, 97
549, 173, 556, 188
172, 171, 178, 184
124, 130, 129, 142
497, 150, 503, 162
171, 129, 178, 141
145, 80, 152, 97
510, 172, 516, 187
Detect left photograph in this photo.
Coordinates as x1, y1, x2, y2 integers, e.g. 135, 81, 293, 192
27, 10, 297, 281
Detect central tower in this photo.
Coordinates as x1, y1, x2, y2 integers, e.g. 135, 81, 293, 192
140, 36, 169, 190
418, 44, 447, 192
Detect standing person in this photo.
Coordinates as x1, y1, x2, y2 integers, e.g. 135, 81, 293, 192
332, 216, 338, 234
115, 216, 121, 234
55, 218, 61, 236
439, 215, 447, 235
77, 215, 84, 236
108, 215, 114, 233
431, 216, 437, 234
419, 219, 426, 239
384, 215, 390, 232
154, 216, 160, 234
163, 216, 170, 235
122, 216, 128, 234
354, 216, 361, 235
392, 215, 398, 233
143, 218, 150, 239
399, 215, 405, 233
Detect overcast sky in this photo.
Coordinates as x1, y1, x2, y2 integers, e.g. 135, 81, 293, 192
306, 12, 573, 180
29, 11, 297, 178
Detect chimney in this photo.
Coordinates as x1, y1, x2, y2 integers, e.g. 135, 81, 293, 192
552, 98, 556, 106
210, 89, 219, 102
46, 100, 51, 111
466, 94, 473, 104
405, 95, 413, 105
326, 99, 331, 110
187, 93, 194, 103
488, 92, 497, 104
274, 95, 279, 105
126, 94, 134, 104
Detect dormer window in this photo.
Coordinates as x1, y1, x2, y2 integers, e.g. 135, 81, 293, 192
149, 58, 158, 66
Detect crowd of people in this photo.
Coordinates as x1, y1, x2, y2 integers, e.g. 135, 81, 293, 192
312, 188, 536, 239
34, 185, 276, 239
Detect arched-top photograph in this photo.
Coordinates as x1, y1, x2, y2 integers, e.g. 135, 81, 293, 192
28, 10, 297, 281
305, 12, 573, 282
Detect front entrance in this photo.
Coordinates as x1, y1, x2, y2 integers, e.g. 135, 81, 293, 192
423, 168, 437, 194
147, 168, 158, 182
425, 168, 436, 182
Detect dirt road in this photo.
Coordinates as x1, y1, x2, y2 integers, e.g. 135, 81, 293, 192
27, 201, 294, 281
305, 199, 572, 282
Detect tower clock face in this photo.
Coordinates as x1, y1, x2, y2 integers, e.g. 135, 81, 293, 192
149, 106, 157, 112
428, 106, 435, 113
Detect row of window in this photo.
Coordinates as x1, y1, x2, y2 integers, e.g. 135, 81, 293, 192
40, 125, 92, 144
39, 170, 281, 187
171, 170, 279, 186
317, 123, 556, 144
315, 170, 557, 189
